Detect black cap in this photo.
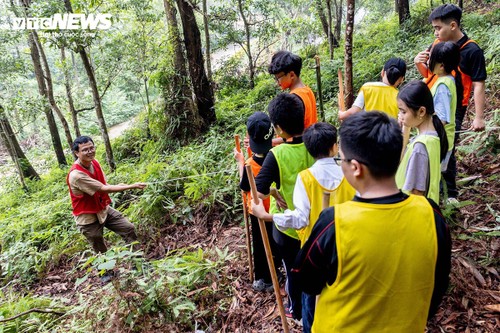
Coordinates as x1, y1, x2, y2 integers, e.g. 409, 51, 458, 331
247, 112, 274, 154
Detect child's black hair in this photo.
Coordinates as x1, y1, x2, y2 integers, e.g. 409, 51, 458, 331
398, 80, 449, 161
268, 93, 305, 136
428, 41, 464, 108
303, 122, 337, 159
268, 51, 303, 77
339, 111, 402, 179
429, 4, 462, 26
72, 136, 94, 152
384, 58, 407, 86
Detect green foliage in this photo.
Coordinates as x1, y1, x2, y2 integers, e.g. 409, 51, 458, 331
0, 292, 65, 333
50, 245, 232, 332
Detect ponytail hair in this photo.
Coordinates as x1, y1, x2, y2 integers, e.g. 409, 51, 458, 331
432, 114, 449, 161
429, 41, 463, 107
398, 80, 448, 161
384, 57, 407, 86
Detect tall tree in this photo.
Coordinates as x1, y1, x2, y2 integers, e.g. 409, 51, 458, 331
334, 0, 343, 42
176, 0, 216, 129
32, 31, 74, 150
63, 0, 116, 171
162, 0, 203, 141
60, 46, 80, 138
0, 105, 40, 183
315, 0, 340, 60
202, 0, 212, 83
27, 31, 67, 166
344, 0, 354, 108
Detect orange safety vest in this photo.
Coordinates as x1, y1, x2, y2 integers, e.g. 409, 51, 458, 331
243, 157, 270, 214
424, 39, 476, 107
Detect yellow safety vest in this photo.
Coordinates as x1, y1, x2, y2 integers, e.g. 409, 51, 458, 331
297, 171, 355, 247
313, 195, 437, 333
360, 83, 399, 119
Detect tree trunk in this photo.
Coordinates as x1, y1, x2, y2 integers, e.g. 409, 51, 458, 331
61, 46, 80, 138
334, 0, 343, 43
0, 106, 40, 182
162, 0, 202, 142
326, 0, 334, 59
63, 0, 115, 171
27, 32, 67, 166
458, 0, 463, 9
176, 0, 216, 130
315, 0, 336, 58
237, 0, 255, 88
202, 0, 212, 84
32, 31, 73, 150
397, 0, 410, 25
344, 0, 355, 109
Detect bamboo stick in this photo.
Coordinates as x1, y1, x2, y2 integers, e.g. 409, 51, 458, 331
246, 165, 290, 333
235, 134, 254, 281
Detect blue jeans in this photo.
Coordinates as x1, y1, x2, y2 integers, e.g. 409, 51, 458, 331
302, 292, 316, 333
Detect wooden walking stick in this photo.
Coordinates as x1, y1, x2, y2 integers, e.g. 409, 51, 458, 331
235, 135, 254, 281
314, 55, 325, 121
246, 165, 290, 333
338, 69, 345, 113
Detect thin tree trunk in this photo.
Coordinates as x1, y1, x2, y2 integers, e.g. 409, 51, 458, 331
0, 106, 40, 182
32, 31, 73, 150
61, 46, 80, 138
237, 0, 255, 88
326, 0, 334, 59
63, 0, 115, 171
334, 0, 343, 43
176, 0, 216, 129
344, 0, 355, 109
27, 32, 67, 166
202, 0, 212, 83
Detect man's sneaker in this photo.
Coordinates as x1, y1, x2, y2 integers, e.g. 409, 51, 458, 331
252, 279, 273, 292
446, 197, 460, 207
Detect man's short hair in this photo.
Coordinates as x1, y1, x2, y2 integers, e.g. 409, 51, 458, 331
72, 136, 94, 152
339, 112, 402, 178
268, 51, 303, 77
268, 93, 305, 136
303, 122, 337, 159
429, 4, 462, 26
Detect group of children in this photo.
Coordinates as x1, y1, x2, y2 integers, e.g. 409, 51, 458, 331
234, 4, 486, 332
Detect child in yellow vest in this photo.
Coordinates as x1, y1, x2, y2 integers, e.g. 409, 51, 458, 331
396, 80, 449, 203
339, 57, 406, 120
235, 112, 280, 292
293, 111, 451, 333
252, 122, 355, 332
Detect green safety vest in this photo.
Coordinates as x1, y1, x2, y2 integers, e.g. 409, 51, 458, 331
396, 134, 441, 203
430, 76, 456, 152
270, 141, 315, 239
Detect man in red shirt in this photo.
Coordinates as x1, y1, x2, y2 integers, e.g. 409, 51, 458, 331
67, 136, 146, 257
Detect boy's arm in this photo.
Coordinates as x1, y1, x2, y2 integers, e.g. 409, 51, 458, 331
273, 174, 310, 230
471, 80, 486, 131
255, 152, 280, 199
292, 207, 338, 295
414, 50, 430, 77
234, 148, 245, 179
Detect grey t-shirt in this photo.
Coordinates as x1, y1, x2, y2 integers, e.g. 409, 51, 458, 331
402, 140, 431, 194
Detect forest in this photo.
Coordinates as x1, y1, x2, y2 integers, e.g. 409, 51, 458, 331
0, 0, 498, 332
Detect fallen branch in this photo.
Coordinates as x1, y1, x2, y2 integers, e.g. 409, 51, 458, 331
0, 308, 65, 323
